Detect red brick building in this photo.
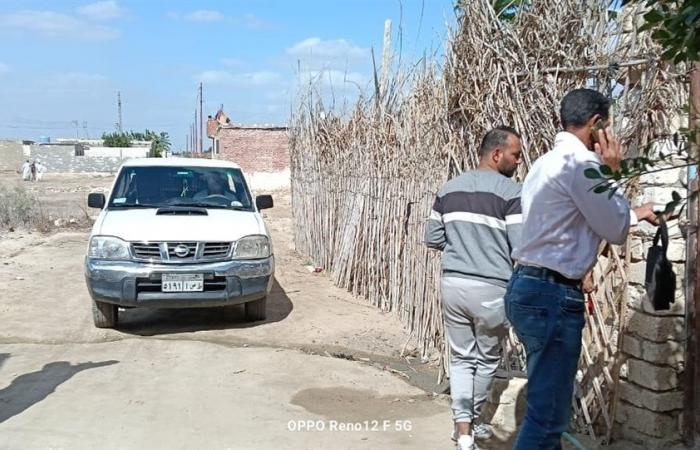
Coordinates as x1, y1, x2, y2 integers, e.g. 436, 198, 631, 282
207, 109, 289, 185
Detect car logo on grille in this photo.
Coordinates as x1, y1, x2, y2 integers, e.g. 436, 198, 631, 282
174, 244, 190, 258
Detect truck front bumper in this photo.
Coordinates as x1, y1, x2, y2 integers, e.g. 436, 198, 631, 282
84, 257, 274, 308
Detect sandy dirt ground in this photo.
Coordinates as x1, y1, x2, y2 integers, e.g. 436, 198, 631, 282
0, 173, 459, 450
0, 173, 646, 450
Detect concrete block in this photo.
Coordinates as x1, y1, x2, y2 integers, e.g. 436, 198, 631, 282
626, 311, 684, 342
643, 340, 684, 367
666, 241, 686, 263
642, 186, 677, 205
616, 400, 678, 438
628, 261, 647, 285
627, 358, 680, 391
618, 380, 684, 412
639, 167, 682, 186
621, 335, 642, 359
627, 238, 645, 262
627, 283, 686, 317
614, 421, 683, 449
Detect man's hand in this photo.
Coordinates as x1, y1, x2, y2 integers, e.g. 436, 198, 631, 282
633, 202, 677, 226
583, 271, 596, 294
594, 127, 622, 172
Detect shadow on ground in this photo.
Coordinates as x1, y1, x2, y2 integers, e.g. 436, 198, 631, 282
0, 360, 118, 423
116, 278, 292, 336
443, 375, 528, 450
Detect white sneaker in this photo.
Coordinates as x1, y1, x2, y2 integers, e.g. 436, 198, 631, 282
472, 423, 493, 440
457, 435, 475, 450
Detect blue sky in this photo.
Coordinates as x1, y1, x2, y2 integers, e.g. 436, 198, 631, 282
0, 0, 454, 151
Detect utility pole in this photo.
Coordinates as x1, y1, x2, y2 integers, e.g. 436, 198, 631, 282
194, 109, 198, 154
687, 61, 700, 447
199, 82, 204, 156
117, 91, 123, 133
186, 133, 189, 154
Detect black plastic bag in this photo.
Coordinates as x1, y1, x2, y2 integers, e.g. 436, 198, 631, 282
645, 220, 676, 311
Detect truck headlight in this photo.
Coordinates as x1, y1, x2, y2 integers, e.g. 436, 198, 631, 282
233, 235, 271, 259
88, 236, 130, 260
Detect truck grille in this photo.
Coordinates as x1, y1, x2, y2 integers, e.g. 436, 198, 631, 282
132, 243, 161, 259
167, 242, 197, 260
202, 242, 231, 258
130, 242, 233, 262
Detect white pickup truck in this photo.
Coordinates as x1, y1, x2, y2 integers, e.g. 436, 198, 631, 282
84, 158, 274, 328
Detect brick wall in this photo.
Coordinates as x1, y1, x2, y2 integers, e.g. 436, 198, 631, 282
216, 127, 289, 174
614, 144, 687, 448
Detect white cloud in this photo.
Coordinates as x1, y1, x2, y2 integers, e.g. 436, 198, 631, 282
184, 10, 224, 22
197, 70, 284, 87
0, 63, 8, 75
77, 1, 125, 20
0, 10, 120, 40
287, 37, 369, 61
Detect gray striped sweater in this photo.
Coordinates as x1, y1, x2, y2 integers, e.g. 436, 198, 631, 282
425, 170, 522, 287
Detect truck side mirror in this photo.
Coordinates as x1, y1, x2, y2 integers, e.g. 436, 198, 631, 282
88, 193, 106, 209
255, 195, 273, 210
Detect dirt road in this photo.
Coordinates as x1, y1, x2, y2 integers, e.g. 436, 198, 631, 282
0, 173, 461, 449
0, 173, 640, 450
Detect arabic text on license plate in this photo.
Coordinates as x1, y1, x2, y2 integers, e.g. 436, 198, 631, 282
161, 274, 204, 292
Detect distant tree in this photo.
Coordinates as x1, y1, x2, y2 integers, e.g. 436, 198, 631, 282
101, 132, 131, 147
144, 129, 171, 157
101, 129, 171, 156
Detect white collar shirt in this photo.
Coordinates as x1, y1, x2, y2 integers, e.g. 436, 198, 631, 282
512, 131, 635, 280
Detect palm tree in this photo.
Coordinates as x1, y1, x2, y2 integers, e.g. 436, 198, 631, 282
145, 129, 171, 157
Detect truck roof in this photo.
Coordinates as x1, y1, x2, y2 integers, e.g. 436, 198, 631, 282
120, 157, 241, 169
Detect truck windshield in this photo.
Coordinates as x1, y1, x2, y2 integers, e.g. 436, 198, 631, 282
108, 166, 254, 211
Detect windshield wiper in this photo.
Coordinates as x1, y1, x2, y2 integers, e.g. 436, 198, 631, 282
167, 201, 243, 210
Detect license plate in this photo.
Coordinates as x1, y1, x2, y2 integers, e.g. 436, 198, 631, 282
161, 274, 204, 292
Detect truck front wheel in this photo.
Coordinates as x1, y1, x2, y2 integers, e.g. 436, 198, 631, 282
92, 300, 118, 328
244, 297, 267, 322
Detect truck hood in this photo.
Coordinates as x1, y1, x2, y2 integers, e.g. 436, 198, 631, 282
93, 208, 267, 242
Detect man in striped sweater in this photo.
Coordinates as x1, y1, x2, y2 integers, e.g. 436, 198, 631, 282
425, 126, 523, 450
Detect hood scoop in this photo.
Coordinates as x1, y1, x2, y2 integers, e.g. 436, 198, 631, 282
156, 206, 208, 216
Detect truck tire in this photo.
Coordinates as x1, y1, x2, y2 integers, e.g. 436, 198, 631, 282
92, 300, 118, 328
245, 297, 267, 322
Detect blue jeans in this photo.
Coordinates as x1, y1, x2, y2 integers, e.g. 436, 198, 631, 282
504, 267, 586, 450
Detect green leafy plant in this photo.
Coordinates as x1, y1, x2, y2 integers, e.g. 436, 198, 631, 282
625, 0, 700, 63
101, 132, 131, 147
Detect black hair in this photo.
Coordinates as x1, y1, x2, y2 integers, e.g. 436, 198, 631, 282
479, 126, 521, 158
559, 88, 610, 129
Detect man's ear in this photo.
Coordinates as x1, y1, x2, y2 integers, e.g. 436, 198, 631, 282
587, 114, 602, 128
491, 148, 502, 163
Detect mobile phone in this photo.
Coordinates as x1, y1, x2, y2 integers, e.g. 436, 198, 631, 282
591, 119, 607, 144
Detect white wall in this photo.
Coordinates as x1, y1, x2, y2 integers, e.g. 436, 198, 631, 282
246, 169, 291, 191
85, 147, 150, 158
